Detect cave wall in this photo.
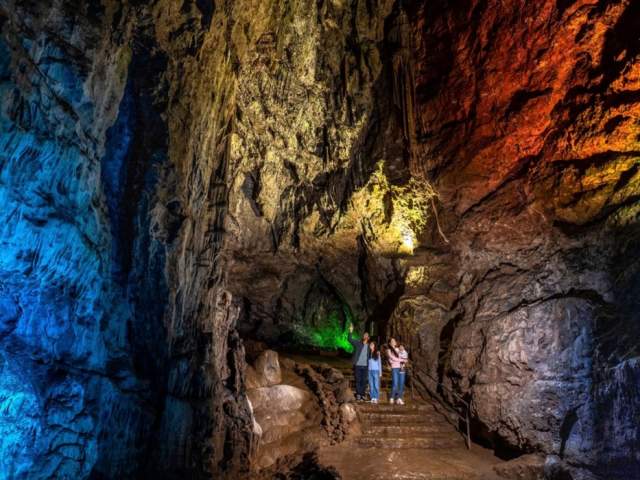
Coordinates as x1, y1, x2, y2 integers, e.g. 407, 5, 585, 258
223, 0, 419, 347
387, 0, 640, 476
0, 2, 149, 477
0, 0, 417, 477
0, 0, 255, 478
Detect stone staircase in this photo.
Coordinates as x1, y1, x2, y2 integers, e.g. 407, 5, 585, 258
356, 402, 465, 450
318, 400, 502, 480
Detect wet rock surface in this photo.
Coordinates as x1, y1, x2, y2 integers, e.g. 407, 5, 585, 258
318, 409, 503, 480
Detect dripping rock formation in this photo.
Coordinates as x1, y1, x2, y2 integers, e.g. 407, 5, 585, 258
0, 0, 638, 479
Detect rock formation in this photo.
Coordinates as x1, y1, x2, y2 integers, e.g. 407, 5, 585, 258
0, 0, 254, 477
246, 349, 354, 470
388, 1, 640, 477
0, 0, 638, 479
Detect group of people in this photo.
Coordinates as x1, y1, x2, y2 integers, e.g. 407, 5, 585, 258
347, 324, 409, 404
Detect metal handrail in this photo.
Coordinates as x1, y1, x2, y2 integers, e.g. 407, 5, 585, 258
407, 367, 472, 450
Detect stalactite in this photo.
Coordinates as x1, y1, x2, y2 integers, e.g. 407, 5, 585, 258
388, 7, 421, 177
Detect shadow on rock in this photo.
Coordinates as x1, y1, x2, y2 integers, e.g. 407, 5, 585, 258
275, 453, 341, 480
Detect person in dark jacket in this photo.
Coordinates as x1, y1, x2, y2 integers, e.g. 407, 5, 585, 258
348, 323, 370, 401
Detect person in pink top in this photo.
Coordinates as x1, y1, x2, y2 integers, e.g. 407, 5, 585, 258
387, 338, 406, 405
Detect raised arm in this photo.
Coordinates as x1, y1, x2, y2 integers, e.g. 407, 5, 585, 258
347, 324, 359, 348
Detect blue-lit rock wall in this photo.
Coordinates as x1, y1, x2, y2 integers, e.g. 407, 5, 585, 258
0, 3, 154, 477
0, 1, 253, 478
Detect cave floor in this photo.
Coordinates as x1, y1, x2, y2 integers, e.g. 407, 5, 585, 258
317, 443, 503, 480
284, 353, 504, 479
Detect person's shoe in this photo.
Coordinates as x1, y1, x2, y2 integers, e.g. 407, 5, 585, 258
389, 398, 395, 404
397, 398, 405, 405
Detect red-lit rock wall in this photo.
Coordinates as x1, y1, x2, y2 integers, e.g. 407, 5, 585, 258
392, 0, 639, 476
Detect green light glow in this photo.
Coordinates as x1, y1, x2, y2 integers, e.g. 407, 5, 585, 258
294, 304, 355, 353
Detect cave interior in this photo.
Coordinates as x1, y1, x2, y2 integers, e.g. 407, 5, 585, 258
0, 0, 639, 479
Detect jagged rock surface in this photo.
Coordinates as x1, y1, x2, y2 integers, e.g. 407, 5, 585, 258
246, 352, 355, 470
224, 0, 410, 346
387, 1, 640, 478
0, 0, 256, 478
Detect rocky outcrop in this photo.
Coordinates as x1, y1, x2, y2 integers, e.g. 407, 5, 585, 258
246, 350, 355, 471
224, 0, 418, 347
0, 0, 256, 478
2, 0, 391, 476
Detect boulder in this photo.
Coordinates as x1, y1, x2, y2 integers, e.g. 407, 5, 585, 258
247, 385, 311, 414
258, 410, 307, 434
340, 403, 357, 423
245, 365, 262, 390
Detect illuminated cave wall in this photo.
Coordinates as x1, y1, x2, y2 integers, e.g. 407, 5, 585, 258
223, 0, 413, 350
0, 1, 253, 478
0, 4, 148, 478
386, 0, 640, 477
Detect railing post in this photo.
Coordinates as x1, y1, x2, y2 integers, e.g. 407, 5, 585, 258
410, 368, 415, 400
465, 407, 471, 450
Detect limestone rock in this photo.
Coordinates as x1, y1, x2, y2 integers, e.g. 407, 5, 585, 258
258, 410, 308, 435
386, 1, 640, 476
493, 454, 546, 480
245, 365, 262, 390
253, 350, 282, 387
247, 385, 312, 414
340, 403, 357, 424
1, 0, 639, 478
249, 357, 355, 470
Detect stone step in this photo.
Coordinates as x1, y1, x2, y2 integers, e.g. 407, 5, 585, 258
356, 403, 434, 414
359, 412, 445, 424
347, 472, 483, 480
357, 434, 464, 450
362, 423, 453, 436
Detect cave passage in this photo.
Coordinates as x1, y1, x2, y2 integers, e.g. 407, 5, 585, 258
0, 0, 639, 479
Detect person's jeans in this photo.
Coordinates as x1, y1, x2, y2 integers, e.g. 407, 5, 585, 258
391, 368, 406, 400
354, 365, 368, 398
368, 370, 380, 400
